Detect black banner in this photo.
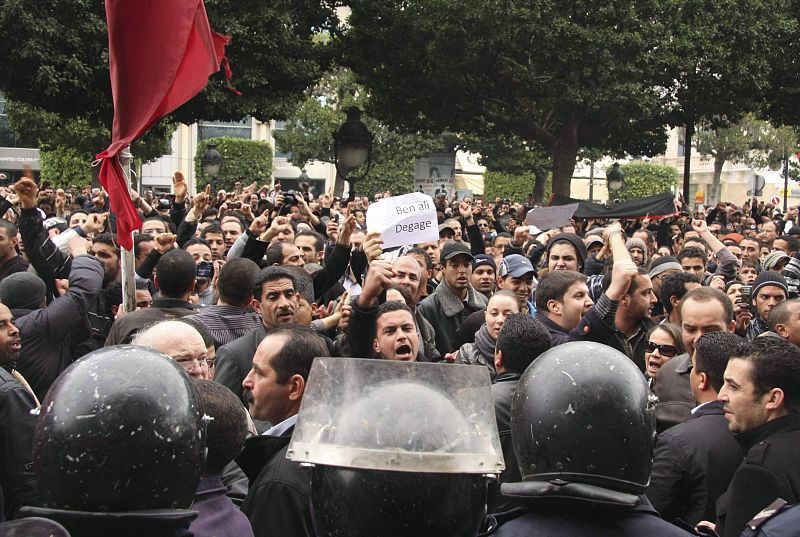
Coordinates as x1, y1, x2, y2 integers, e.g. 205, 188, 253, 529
549, 192, 677, 219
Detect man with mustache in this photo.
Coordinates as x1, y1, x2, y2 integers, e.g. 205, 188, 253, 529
214, 267, 299, 404
0, 303, 37, 518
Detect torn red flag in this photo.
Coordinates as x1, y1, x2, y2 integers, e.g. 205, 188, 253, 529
96, 0, 230, 250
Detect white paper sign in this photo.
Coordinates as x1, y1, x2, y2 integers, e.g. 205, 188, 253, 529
366, 192, 439, 249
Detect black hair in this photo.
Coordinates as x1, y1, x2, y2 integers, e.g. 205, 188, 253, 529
182, 237, 212, 251
267, 324, 328, 383
141, 215, 173, 233
221, 212, 246, 232
266, 241, 291, 266
253, 266, 297, 301
406, 248, 433, 270
154, 248, 196, 298
660, 271, 702, 314
0, 219, 18, 238
218, 258, 260, 307
768, 298, 800, 332
200, 223, 224, 240
776, 235, 799, 253
194, 379, 248, 476
376, 300, 415, 323
534, 270, 586, 312
694, 331, 743, 392
295, 229, 325, 253
733, 337, 800, 412
492, 232, 511, 245
626, 266, 651, 296
133, 233, 154, 258
283, 266, 314, 305
496, 313, 551, 374
681, 287, 734, 323
92, 232, 120, 253
677, 246, 708, 266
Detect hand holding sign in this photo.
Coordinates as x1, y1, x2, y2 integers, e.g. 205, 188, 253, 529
366, 193, 438, 249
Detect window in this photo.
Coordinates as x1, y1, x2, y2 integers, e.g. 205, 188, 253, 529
197, 118, 251, 141
0, 95, 18, 148
273, 120, 292, 160
676, 127, 686, 157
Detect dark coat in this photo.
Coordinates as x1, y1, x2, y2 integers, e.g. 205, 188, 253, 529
190, 475, 254, 537
0, 366, 38, 520
654, 353, 695, 433
12, 254, 104, 400
646, 400, 743, 526
485, 500, 692, 536
19, 506, 195, 537
237, 427, 312, 537
489, 372, 521, 514
104, 297, 195, 345
417, 280, 487, 356
716, 413, 800, 537
534, 292, 623, 352
214, 325, 267, 404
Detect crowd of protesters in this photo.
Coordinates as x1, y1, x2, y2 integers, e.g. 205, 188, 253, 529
0, 170, 799, 536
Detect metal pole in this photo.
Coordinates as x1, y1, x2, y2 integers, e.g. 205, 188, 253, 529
588, 161, 594, 203
784, 150, 790, 215
118, 146, 137, 314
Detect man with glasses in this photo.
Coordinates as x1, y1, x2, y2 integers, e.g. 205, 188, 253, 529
133, 320, 210, 380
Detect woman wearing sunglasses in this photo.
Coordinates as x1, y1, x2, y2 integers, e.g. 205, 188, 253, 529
645, 323, 686, 386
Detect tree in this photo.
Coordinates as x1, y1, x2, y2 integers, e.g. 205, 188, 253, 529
195, 137, 273, 192
39, 146, 93, 188
274, 68, 444, 196
657, 0, 790, 200
0, 0, 339, 158
615, 163, 679, 202
343, 0, 673, 197
695, 115, 800, 204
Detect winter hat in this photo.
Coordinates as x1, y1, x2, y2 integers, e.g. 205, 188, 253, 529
625, 237, 649, 265
751, 271, 788, 302
0, 272, 46, 310
762, 250, 790, 272
546, 233, 587, 270
472, 254, 496, 272
648, 256, 682, 279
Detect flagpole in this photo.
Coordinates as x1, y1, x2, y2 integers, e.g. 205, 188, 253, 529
118, 145, 137, 314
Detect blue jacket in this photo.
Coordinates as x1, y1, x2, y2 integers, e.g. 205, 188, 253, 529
190, 476, 254, 537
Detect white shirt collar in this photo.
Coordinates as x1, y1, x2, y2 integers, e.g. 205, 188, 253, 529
261, 414, 298, 437
690, 400, 713, 414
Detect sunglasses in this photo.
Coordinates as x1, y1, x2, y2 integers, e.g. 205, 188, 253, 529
645, 341, 679, 358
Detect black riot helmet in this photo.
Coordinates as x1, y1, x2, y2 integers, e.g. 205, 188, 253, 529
503, 342, 656, 505
33, 345, 206, 512
288, 358, 504, 537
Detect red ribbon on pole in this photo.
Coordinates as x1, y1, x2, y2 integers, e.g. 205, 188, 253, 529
96, 0, 231, 250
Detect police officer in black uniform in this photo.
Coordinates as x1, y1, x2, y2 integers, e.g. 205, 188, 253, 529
18, 345, 207, 537
486, 341, 692, 536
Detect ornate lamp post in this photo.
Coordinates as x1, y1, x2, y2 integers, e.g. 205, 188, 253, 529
606, 162, 625, 194
333, 107, 373, 201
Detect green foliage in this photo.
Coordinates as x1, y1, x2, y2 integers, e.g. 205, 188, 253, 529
7, 100, 175, 164
343, 0, 672, 196
40, 146, 93, 189
0, 0, 340, 125
195, 137, 273, 192
273, 67, 444, 197
484, 171, 551, 202
614, 163, 679, 201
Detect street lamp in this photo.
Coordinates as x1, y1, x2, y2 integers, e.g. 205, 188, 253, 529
202, 143, 223, 192
606, 162, 625, 194
333, 107, 373, 201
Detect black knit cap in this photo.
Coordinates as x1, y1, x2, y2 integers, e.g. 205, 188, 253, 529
751, 270, 789, 302
546, 233, 587, 269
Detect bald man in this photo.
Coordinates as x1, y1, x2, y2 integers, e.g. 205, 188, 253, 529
132, 320, 210, 380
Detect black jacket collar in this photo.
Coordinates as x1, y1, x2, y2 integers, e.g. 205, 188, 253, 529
735, 413, 800, 452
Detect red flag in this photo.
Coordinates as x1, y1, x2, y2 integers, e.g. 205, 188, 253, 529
96, 0, 230, 250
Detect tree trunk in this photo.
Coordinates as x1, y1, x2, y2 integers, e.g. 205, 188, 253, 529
533, 170, 547, 204
711, 154, 725, 205
682, 123, 694, 204
551, 122, 579, 198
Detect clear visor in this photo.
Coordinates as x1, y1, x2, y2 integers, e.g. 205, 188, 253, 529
288, 357, 505, 474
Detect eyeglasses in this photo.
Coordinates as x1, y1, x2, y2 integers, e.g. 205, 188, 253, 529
177, 358, 209, 372
645, 341, 679, 358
